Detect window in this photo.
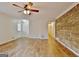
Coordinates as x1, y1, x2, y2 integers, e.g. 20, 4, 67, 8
17, 19, 29, 34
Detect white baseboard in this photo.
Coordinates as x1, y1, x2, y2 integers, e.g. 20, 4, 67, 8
56, 37, 79, 56
28, 36, 48, 39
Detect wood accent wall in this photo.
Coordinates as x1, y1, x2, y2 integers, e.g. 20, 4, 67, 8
48, 22, 76, 57
56, 4, 79, 54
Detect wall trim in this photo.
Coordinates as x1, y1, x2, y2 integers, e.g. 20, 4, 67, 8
56, 37, 79, 56
28, 36, 48, 39
0, 38, 16, 46
56, 2, 79, 19
0, 36, 47, 45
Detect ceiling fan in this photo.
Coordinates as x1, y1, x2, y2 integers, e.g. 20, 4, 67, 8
12, 2, 39, 15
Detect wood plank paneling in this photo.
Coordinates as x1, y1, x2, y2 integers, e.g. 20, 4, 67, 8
48, 23, 76, 57
56, 4, 79, 54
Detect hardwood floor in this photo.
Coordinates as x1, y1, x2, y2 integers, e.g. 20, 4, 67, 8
0, 37, 77, 57
48, 22, 76, 57
48, 34, 76, 57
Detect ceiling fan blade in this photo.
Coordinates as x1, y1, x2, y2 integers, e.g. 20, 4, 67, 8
24, 5, 28, 9
18, 10, 24, 12
12, 4, 23, 9
30, 9, 39, 12
28, 2, 33, 6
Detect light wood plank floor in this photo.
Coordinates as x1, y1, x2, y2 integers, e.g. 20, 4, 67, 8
48, 34, 76, 57
0, 37, 77, 57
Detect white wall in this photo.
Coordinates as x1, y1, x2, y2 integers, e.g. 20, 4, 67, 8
29, 15, 48, 39
12, 19, 29, 38
0, 13, 48, 44
0, 13, 14, 44
11, 14, 48, 39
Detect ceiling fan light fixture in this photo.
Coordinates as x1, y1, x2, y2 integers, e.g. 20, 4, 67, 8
27, 6, 31, 9
23, 10, 30, 15
12, 2, 39, 15
23, 10, 27, 14
27, 10, 30, 14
